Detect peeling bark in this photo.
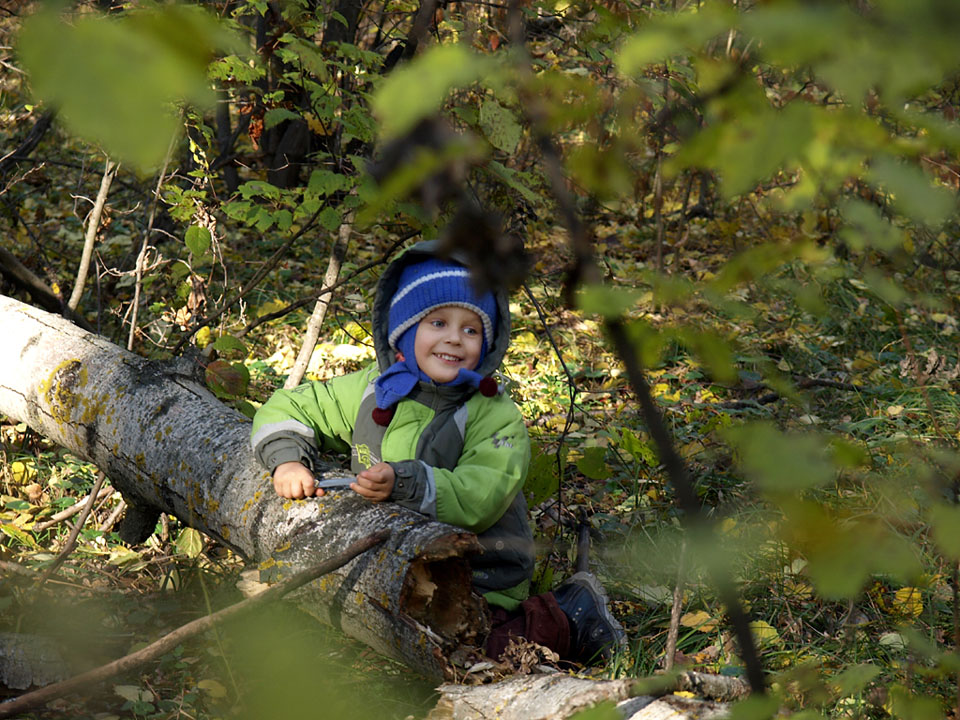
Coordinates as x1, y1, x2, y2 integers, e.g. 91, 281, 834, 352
0, 295, 486, 680
431, 674, 734, 720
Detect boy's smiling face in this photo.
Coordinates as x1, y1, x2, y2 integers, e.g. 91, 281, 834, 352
413, 305, 484, 383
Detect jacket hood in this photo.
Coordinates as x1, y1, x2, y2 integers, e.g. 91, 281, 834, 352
372, 239, 512, 379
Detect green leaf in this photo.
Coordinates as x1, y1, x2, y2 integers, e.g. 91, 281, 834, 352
212, 335, 247, 354
479, 99, 522, 154
319, 207, 342, 231
576, 285, 643, 318
831, 664, 881, 697
868, 155, 955, 226
930, 503, 960, 560
727, 423, 834, 494
18, 5, 239, 169
577, 446, 611, 481
569, 701, 620, 720
486, 161, 540, 205
372, 44, 492, 138
114, 685, 155, 703
239, 180, 282, 201
308, 169, 349, 196
264, 107, 302, 130
175, 527, 204, 558
524, 445, 561, 507
184, 225, 211, 257
619, 428, 657, 465
741, 5, 857, 67
839, 199, 904, 252
616, 4, 735, 75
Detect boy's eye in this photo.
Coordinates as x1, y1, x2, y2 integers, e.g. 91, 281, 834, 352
430, 319, 445, 328
464, 327, 478, 336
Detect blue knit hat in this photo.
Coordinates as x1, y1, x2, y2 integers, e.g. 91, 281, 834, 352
387, 258, 497, 351
373, 258, 499, 424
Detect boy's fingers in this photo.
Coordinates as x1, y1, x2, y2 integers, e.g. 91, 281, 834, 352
301, 476, 315, 497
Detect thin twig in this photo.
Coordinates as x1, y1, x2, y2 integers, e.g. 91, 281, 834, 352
36, 472, 107, 586
99, 499, 126, 535
129, 137, 176, 352
69, 158, 118, 311
172, 202, 330, 354
522, 281, 579, 540
284, 214, 351, 388
664, 539, 687, 671
236, 231, 415, 338
0, 529, 389, 718
33, 484, 114, 532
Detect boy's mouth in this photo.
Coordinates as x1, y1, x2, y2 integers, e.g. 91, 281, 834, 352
434, 352, 462, 364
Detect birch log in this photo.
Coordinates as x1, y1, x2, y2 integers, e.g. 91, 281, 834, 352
0, 294, 487, 680
431, 674, 737, 720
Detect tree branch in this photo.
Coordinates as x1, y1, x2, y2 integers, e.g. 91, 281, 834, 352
36, 471, 107, 586
68, 158, 118, 311
0, 530, 389, 719
284, 215, 351, 388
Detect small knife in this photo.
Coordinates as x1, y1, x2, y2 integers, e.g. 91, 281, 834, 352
313, 475, 356, 490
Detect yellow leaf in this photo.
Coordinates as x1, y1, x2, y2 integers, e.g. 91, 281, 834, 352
673, 691, 696, 698
195, 326, 212, 348
197, 679, 228, 698
10, 461, 36, 484
891, 587, 923, 618
749, 620, 780, 646
680, 610, 718, 632
886, 405, 904, 417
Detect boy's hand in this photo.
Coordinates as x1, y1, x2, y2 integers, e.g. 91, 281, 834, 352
273, 461, 324, 499
353, 462, 395, 502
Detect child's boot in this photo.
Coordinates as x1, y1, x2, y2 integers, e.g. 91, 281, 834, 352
552, 571, 628, 664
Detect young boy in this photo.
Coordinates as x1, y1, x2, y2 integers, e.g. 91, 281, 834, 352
251, 240, 625, 663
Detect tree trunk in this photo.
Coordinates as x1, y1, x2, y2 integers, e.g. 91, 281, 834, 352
431, 673, 739, 720
0, 294, 487, 681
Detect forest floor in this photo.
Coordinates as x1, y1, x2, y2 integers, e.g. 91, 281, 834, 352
3, 201, 959, 719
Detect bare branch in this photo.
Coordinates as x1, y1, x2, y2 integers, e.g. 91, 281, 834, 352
68, 158, 118, 311
0, 530, 389, 719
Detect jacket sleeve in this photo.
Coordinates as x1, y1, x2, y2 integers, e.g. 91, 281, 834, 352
389, 394, 530, 533
250, 364, 377, 473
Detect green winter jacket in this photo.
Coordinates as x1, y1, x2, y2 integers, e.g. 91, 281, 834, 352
251, 241, 535, 610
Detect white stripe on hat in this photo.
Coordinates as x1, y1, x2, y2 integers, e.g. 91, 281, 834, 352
389, 269, 472, 308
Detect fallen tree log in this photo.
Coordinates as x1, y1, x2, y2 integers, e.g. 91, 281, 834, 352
431, 672, 740, 720
0, 294, 487, 680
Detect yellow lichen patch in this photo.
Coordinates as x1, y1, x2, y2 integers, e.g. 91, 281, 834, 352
78, 392, 108, 425
38, 359, 88, 424
208, 499, 220, 513
134, 453, 146, 467
355, 593, 364, 605
240, 498, 254, 514
274, 541, 291, 553
155, 431, 163, 442
221, 526, 231, 540
259, 558, 276, 570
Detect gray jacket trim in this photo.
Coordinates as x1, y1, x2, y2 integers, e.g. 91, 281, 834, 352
418, 461, 438, 517
253, 434, 320, 474
452, 405, 469, 440
251, 419, 315, 450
